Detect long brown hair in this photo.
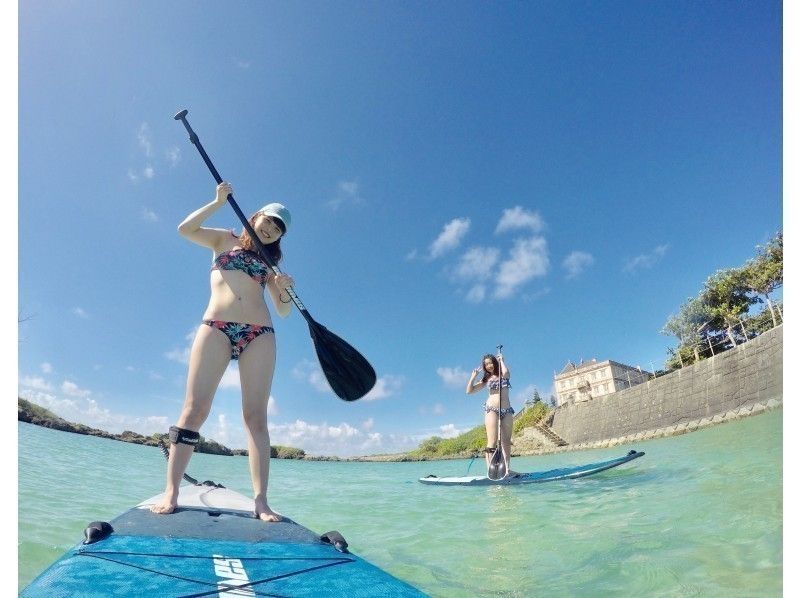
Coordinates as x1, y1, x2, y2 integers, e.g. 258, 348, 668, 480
239, 214, 285, 265
481, 354, 499, 384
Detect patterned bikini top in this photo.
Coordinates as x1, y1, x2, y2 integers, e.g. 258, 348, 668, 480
211, 249, 271, 288
487, 377, 512, 391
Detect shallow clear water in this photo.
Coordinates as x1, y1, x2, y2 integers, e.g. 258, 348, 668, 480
19, 410, 782, 595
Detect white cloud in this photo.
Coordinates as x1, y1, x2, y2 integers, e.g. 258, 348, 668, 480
166, 327, 199, 365
465, 284, 486, 303
563, 251, 595, 279
292, 359, 332, 393
62, 380, 91, 398
19, 390, 74, 413
211, 413, 231, 446
438, 423, 465, 438
147, 416, 170, 431
19, 376, 53, 391
268, 418, 417, 457
166, 147, 181, 167
433, 403, 445, 415
429, 218, 470, 259
129, 124, 170, 181
494, 236, 549, 299
81, 398, 169, 435
624, 244, 669, 273
41, 363, 53, 374
327, 180, 364, 210
363, 375, 404, 401
219, 365, 241, 390
20, 391, 171, 436
437, 366, 469, 389
20, 371, 178, 437
452, 246, 500, 282
236, 59, 252, 69
340, 181, 358, 196
361, 418, 374, 431
138, 122, 153, 157
72, 307, 89, 319
495, 206, 545, 235
165, 347, 190, 365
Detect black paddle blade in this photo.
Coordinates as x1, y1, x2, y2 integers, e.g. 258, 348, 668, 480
487, 448, 506, 480
307, 318, 376, 401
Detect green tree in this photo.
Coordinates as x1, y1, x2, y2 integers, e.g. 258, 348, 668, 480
524, 389, 543, 410
702, 268, 759, 347
743, 232, 783, 327
513, 401, 549, 435
661, 296, 713, 365
419, 436, 443, 454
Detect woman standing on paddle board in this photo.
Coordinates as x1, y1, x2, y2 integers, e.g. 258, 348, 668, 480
466, 352, 514, 476
151, 181, 293, 521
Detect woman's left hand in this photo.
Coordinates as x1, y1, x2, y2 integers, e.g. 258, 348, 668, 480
273, 273, 294, 291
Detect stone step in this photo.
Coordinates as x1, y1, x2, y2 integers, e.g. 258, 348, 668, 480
535, 422, 568, 446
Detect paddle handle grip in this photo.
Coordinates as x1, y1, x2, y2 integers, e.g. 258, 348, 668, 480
174, 109, 308, 314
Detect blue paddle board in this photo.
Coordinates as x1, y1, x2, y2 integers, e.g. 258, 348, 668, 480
419, 450, 645, 486
21, 483, 425, 596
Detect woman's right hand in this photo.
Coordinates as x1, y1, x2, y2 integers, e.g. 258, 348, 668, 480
215, 182, 233, 205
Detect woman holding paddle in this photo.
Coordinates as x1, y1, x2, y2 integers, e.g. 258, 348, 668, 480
466, 350, 514, 478
151, 181, 293, 522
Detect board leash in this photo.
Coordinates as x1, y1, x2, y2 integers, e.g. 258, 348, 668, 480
157, 441, 224, 488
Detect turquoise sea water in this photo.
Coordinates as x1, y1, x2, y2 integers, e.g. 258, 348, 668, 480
19, 411, 782, 596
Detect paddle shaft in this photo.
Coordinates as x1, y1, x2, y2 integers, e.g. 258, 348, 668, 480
173, 110, 310, 318
488, 345, 506, 480
496, 344, 503, 451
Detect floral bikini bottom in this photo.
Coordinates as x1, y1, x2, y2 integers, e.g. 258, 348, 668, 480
203, 320, 274, 360
484, 404, 515, 418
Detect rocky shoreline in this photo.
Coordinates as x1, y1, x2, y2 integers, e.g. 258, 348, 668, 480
18, 398, 300, 459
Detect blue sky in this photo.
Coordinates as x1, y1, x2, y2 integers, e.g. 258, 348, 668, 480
16, 1, 783, 457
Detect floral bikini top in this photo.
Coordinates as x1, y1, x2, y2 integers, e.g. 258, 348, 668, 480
487, 377, 512, 391
211, 249, 271, 288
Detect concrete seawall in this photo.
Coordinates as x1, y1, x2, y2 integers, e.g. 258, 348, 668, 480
549, 325, 783, 449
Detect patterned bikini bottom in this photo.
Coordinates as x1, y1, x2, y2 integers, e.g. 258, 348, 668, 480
203, 320, 274, 360
484, 404, 515, 418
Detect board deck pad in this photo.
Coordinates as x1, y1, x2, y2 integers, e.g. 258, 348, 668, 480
419, 450, 645, 486
22, 485, 425, 597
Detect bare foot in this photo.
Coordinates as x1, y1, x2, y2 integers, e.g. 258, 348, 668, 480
254, 496, 282, 522
150, 490, 178, 514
